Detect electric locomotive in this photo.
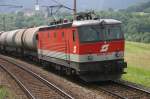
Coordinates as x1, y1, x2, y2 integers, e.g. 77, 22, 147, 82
38, 19, 127, 82
0, 19, 127, 82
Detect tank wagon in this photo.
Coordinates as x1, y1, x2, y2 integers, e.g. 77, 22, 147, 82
0, 31, 3, 35
0, 26, 46, 56
0, 19, 127, 82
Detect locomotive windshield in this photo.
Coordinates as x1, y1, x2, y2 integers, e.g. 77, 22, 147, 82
78, 25, 123, 43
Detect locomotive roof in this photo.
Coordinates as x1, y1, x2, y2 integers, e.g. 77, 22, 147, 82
39, 19, 121, 31
72, 19, 122, 27
39, 22, 72, 31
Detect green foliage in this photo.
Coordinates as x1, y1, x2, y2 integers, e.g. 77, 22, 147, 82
0, 5, 150, 43
0, 86, 8, 99
0, 12, 48, 31
0, 11, 73, 31
123, 42, 150, 87
123, 65, 150, 87
96, 10, 150, 43
126, 1, 150, 13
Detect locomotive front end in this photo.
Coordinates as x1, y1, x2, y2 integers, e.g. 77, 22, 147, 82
73, 19, 127, 82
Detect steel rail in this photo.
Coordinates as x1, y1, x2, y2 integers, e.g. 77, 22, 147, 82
97, 87, 127, 99
0, 64, 35, 99
98, 80, 150, 99
0, 57, 74, 99
114, 81, 150, 94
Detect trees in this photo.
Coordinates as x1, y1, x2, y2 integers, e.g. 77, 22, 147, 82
0, 12, 48, 31
96, 10, 150, 43
0, 10, 150, 43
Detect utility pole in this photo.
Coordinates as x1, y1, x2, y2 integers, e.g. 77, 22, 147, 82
35, 0, 40, 11
73, 0, 77, 20
36, 0, 39, 5
42, 5, 61, 18
42, 5, 73, 18
49, 0, 76, 20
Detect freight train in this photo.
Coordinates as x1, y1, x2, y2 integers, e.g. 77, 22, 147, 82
0, 19, 127, 82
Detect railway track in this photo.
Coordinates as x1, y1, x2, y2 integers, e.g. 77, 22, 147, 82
0, 56, 74, 99
95, 81, 150, 99
0, 54, 150, 99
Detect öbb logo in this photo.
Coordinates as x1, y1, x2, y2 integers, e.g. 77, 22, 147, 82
100, 44, 109, 52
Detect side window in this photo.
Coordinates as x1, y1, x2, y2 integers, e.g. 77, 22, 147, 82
54, 32, 57, 40
73, 30, 76, 42
48, 32, 50, 38
62, 32, 64, 39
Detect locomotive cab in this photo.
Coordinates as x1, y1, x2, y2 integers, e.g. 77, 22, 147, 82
72, 19, 127, 82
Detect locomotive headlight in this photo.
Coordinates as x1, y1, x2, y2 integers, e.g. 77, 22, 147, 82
115, 52, 124, 58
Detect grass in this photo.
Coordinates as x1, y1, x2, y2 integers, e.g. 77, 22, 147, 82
0, 85, 15, 99
122, 41, 150, 87
0, 86, 9, 99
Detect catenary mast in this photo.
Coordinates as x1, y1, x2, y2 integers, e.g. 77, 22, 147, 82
73, 0, 77, 20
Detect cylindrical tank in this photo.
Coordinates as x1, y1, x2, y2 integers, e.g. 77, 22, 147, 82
0, 32, 9, 45
0, 31, 4, 45
22, 26, 47, 50
0, 31, 4, 35
6, 30, 19, 47
14, 29, 26, 48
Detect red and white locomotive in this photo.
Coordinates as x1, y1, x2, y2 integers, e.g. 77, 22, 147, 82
0, 19, 127, 82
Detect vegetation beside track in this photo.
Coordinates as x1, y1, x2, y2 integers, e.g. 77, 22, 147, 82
123, 41, 150, 87
0, 85, 14, 99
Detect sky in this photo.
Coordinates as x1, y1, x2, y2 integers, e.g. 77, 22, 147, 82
0, 0, 147, 12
